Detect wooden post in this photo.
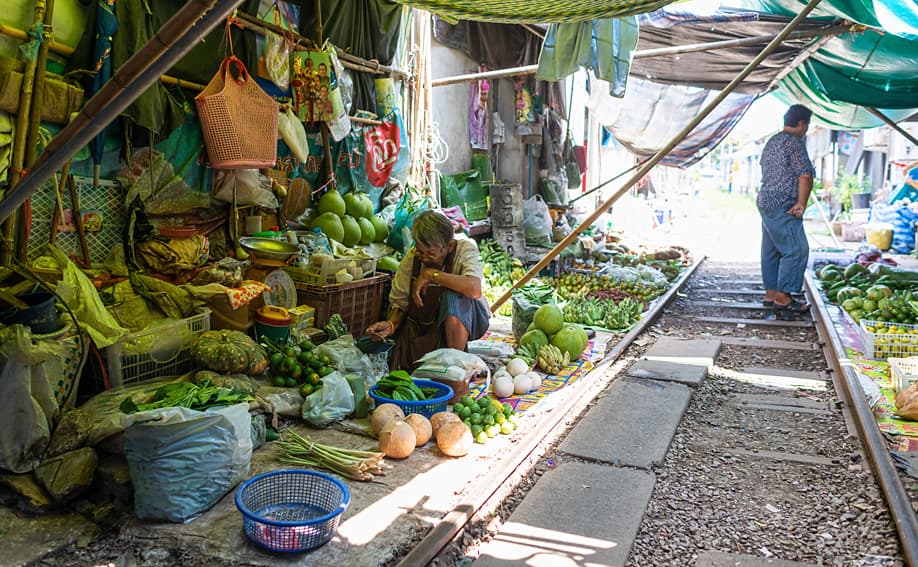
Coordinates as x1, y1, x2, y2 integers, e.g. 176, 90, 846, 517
489, 0, 827, 313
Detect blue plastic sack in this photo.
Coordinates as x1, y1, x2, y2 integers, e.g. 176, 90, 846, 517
868, 202, 918, 254
386, 188, 431, 251
123, 403, 252, 523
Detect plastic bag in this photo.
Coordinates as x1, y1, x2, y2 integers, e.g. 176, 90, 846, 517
212, 169, 278, 209
511, 295, 540, 341
51, 245, 128, 348
415, 348, 487, 381
301, 371, 355, 427
523, 195, 553, 248
0, 325, 68, 472
262, 6, 290, 90
387, 188, 432, 251
278, 107, 309, 163
123, 403, 252, 523
314, 334, 364, 369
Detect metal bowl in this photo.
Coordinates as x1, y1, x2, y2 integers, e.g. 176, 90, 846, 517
239, 237, 300, 262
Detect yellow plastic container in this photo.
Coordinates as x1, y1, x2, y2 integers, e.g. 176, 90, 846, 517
865, 222, 894, 251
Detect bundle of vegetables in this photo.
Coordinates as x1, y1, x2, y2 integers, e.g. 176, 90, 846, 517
481, 239, 526, 317
324, 314, 349, 339
511, 282, 555, 339
451, 396, 519, 444
276, 431, 386, 481
562, 295, 643, 330
262, 337, 332, 397
818, 263, 918, 304
374, 371, 442, 401
119, 380, 253, 413
548, 272, 666, 302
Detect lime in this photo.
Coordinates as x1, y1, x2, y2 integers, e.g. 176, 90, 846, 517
284, 376, 297, 388
475, 431, 489, 444
319, 355, 332, 365
290, 364, 303, 379
308, 372, 321, 385
299, 383, 314, 397
283, 346, 297, 358
470, 412, 482, 425
299, 340, 314, 351
318, 366, 334, 377
272, 375, 286, 387
269, 352, 284, 368
298, 352, 312, 365
310, 358, 324, 370
282, 356, 297, 373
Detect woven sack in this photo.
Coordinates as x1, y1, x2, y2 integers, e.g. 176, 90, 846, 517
195, 56, 279, 169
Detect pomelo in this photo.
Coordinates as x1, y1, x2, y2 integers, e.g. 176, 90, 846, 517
357, 217, 376, 245
551, 324, 586, 360
519, 329, 549, 353
532, 303, 564, 336
340, 215, 362, 247
358, 192, 375, 218
370, 215, 389, 242
311, 212, 344, 243
317, 190, 346, 217
377, 255, 400, 272
344, 192, 364, 218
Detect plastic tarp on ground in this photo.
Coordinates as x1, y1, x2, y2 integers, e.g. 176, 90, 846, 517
590, 76, 756, 168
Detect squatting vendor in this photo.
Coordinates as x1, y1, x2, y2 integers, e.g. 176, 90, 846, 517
366, 210, 490, 372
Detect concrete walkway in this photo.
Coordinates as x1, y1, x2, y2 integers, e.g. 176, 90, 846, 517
474, 337, 722, 567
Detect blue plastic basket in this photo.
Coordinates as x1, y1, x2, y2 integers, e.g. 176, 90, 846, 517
235, 469, 350, 553
368, 379, 453, 418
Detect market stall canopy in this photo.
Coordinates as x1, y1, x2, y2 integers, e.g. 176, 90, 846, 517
394, 0, 679, 24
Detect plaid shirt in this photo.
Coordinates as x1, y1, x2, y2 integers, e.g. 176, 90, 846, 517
757, 132, 815, 211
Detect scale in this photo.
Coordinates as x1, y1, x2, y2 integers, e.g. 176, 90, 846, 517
240, 238, 299, 311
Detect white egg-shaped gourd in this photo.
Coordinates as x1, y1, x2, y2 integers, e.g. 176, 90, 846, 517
512, 374, 532, 394
506, 358, 529, 377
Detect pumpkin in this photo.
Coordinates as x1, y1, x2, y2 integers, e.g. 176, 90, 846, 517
190, 330, 268, 375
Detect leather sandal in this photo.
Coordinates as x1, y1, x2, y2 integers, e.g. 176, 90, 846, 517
762, 300, 775, 308
773, 298, 809, 314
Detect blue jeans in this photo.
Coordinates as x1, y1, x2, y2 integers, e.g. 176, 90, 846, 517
759, 207, 809, 294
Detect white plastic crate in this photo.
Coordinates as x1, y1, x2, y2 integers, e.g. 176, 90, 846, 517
104, 309, 211, 388
858, 319, 918, 360
889, 357, 918, 393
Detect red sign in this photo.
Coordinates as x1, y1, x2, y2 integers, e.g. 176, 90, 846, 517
364, 122, 400, 187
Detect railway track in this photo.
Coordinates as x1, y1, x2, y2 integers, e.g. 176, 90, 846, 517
411, 260, 917, 566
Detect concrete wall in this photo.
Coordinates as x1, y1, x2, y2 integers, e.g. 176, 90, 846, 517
429, 39, 528, 193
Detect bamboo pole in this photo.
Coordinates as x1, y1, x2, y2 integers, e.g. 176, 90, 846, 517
232, 10, 409, 79
2, 0, 47, 266
490, 0, 826, 313
810, 192, 841, 248
867, 107, 918, 147
20, 0, 55, 260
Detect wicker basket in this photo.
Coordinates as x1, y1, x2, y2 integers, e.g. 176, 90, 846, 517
195, 56, 278, 169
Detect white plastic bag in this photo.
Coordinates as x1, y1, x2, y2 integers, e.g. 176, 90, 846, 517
314, 334, 364, 368
122, 403, 252, 523
212, 169, 278, 209
278, 107, 309, 163
523, 195, 553, 247
415, 348, 488, 380
302, 371, 355, 427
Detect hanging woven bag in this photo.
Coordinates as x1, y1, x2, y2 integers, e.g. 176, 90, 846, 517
195, 56, 279, 169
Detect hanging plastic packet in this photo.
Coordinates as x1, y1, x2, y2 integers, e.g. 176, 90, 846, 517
260, 5, 291, 90
325, 45, 352, 141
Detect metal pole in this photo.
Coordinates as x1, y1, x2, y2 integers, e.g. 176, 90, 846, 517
0, 0, 245, 224
810, 192, 841, 248
431, 22, 851, 88
490, 0, 826, 313
867, 107, 918, 148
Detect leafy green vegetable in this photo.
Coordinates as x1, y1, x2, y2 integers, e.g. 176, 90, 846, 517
119, 380, 254, 413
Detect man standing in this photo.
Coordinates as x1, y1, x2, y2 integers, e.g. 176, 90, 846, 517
758, 104, 815, 316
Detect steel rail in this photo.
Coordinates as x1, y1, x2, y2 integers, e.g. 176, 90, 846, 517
806, 272, 918, 565
397, 257, 705, 566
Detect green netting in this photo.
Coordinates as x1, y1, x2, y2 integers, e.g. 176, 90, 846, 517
393, 0, 677, 24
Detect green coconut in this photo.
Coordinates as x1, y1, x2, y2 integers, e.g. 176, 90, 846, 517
318, 190, 346, 217
551, 324, 587, 360
344, 192, 364, 218
370, 215, 389, 242
377, 255, 400, 272
311, 212, 344, 243
357, 217, 376, 245
340, 215, 362, 247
